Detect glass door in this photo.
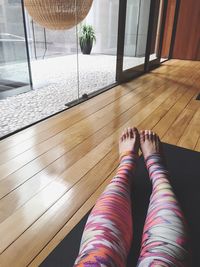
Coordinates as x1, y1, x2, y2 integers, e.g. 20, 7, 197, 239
116, 0, 151, 82
116, 0, 179, 82
0, 0, 31, 99
77, 0, 120, 100
25, 4, 79, 107
144, 0, 166, 70
160, 0, 179, 61
143, 0, 179, 69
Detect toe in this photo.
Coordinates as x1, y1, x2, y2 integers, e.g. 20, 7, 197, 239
128, 127, 132, 138
156, 134, 161, 150
152, 131, 156, 140
149, 130, 154, 141
132, 127, 138, 138
133, 127, 139, 135
131, 128, 135, 138
140, 130, 145, 142
120, 134, 124, 142
145, 130, 149, 140
120, 130, 126, 141
156, 133, 161, 144
125, 128, 129, 139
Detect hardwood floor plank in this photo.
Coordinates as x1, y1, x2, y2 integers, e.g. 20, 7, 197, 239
195, 137, 200, 152
0, 150, 119, 267
177, 109, 200, 150
0, 60, 186, 154
0, 59, 199, 267
0, 89, 150, 177
138, 85, 187, 130
162, 107, 198, 145
0, 82, 173, 226
0, 78, 168, 177
0, 84, 167, 199
153, 86, 198, 137
0, 85, 163, 219
0, 139, 117, 253
0, 72, 166, 153
0, 83, 178, 253
0, 83, 138, 160
28, 169, 117, 267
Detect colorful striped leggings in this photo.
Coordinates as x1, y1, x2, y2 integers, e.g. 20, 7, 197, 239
74, 152, 189, 267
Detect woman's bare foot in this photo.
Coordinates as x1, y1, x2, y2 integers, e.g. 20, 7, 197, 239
119, 127, 140, 157
140, 130, 161, 159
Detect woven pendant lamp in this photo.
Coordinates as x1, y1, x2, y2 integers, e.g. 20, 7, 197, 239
24, 0, 93, 30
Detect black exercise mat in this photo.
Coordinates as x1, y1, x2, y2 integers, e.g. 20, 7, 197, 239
41, 143, 200, 267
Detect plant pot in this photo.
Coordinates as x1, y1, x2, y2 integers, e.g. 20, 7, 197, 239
80, 40, 93, 55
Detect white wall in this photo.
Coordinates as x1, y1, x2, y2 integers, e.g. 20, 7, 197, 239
85, 0, 119, 55
85, 0, 151, 57
120, 0, 151, 57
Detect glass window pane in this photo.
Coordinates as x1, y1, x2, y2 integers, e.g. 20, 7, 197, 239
77, 0, 119, 97
161, 0, 176, 60
123, 0, 151, 71
0, 0, 31, 94
25, 7, 79, 105
148, 0, 164, 62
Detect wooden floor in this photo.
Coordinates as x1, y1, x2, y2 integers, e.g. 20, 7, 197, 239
0, 60, 199, 267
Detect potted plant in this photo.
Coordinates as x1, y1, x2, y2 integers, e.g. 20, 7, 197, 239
79, 24, 96, 55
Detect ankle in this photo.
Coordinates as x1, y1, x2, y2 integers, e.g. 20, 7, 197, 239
118, 152, 138, 176
144, 152, 162, 162
119, 150, 139, 162
145, 153, 169, 179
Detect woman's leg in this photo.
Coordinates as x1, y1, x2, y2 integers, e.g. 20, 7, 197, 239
74, 127, 139, 267
137, 130, 189, 267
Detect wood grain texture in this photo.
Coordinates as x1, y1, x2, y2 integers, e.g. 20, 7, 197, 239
173, 0, 200, 60
161, 0, 176, 58
195, 137, 200, 151
178, 109, 200, 150
0, 59, 199, 267
27, 168, 117, 267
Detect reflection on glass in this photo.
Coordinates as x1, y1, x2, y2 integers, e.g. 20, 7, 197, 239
24, 0, 120, 103
123, 0, 151, 71
148, 0, 177, 64
25, 11, 79, 104
161, 0, 176, 61
149, 0, 164, 62
0, 0, 30, 94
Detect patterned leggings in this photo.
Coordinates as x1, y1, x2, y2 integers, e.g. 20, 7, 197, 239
74, 152, 189, 267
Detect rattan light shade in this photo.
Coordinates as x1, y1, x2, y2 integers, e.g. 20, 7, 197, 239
24, 0, 93, 30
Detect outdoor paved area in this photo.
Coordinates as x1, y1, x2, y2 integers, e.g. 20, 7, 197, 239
0, 54, 146, 138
